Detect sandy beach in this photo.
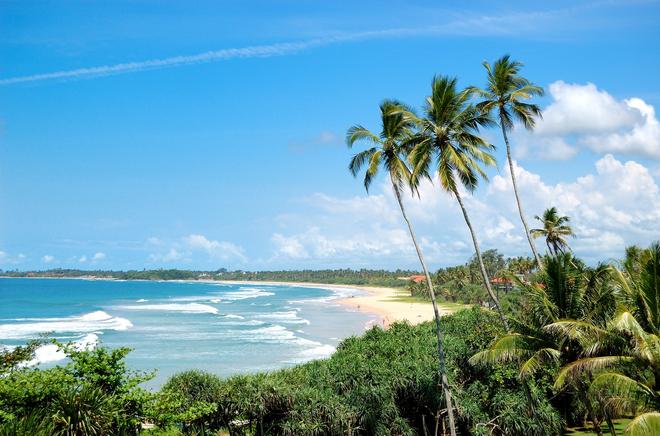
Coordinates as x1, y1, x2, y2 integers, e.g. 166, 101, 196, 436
215, 280, 457, 328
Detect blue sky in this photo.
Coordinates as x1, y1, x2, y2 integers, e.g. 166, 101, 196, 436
1, 0, 659, 271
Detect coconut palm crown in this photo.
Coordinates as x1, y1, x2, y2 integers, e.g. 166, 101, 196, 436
531, 207, 575, 255
472, 54, 545, 269
407, 75, 510, 330
347, 99, 458, 436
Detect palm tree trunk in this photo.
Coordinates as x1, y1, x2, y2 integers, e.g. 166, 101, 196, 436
453, 187, 509, 331
392, 182, 457, 436
500, 117, 543, 270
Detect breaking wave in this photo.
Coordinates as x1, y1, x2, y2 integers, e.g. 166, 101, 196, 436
115, 303, 219, 314
0, 311, 132, 340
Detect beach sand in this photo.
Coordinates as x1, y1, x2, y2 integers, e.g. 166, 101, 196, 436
215, 280, 457, 328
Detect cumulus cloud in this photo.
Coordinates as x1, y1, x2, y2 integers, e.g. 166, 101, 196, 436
288, 131, 340, 153
517, 81, 660, 160
183, 234, 247, 262
272, 154, 660, 267
147, 234, 247, 265
487, 155, 660, 259
271, 234, 310, 259
92, 252, 106, 261
0, 251, 27, 265
78, 255, 87, 263
42, 255, 55, 264
149, 248, 184, 263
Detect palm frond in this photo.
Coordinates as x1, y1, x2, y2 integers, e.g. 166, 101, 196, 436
555, 356, 632, 389
519, 347, 561, 379
346, 126, 381, 148
590, 372, 657, 412
625, 412, 660, 436
469, 334, 544, 366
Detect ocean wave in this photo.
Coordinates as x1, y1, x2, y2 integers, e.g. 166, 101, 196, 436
21, 333, 99, 367
289, 286, 361, 305
221, 288, 275, 301
255, 311, 310, 325
236, 325, 323, 347
0, 311, 132, 340
115, 303, 219, 314
136, 299, 149, 303
287, 344, 336, 363
223, 314, 244, 319
219, 319, 265, 326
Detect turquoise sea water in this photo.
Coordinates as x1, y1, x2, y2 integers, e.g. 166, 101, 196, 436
0, 278, 378, 388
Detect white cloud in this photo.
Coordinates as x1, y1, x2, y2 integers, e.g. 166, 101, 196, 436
487, 155, 660, 260
149, 248, 184, 263
273, 154, 660, 267
535, 81, 640, 136
288, 131, 340, 152
0, 251, 27, 265
92, 252, 106, 261
147, 234, 247, 265
146, 237, 163, 246
271, 234, 309, 259
42, 255, 55, 264
78, 255, 87, 263
520, 81, 660, 160
183, 234, 247, 263
582, 98, 660, 158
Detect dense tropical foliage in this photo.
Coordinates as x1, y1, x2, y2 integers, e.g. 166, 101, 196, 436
0, 268, 414, 287
2, 55, 657, 435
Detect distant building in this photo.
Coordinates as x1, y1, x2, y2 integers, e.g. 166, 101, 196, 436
490, 276, 513, 293
405, 274, 426, 283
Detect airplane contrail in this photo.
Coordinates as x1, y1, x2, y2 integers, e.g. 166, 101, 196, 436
0, 38, 337, 86
0, 6, 574, 87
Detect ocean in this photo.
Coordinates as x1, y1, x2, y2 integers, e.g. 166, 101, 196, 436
0, 278, 379, 388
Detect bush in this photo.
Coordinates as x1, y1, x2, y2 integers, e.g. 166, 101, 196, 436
0, 344, 153, 435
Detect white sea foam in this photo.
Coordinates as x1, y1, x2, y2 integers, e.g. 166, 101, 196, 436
136, 299, 149, 303
289, 344, 336, 363
219, 319, 265, 326
289, 286, 362, 305
0, 311, 132, 340
221, 288, 275, 301
115, 303, 219, 314
255, 310, 310, 325
21, 333, 99, 367
223, 314, 244, 319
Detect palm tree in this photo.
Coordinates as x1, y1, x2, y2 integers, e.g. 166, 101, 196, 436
347, 100, 458, 436
409, 76, 509, 331
531, 207, 575, 255
470, 254, 622, 433
472, 55, 544, 269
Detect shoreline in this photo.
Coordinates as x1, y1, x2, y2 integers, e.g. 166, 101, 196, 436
0, 276, 455, 329
213, 280, 443, 328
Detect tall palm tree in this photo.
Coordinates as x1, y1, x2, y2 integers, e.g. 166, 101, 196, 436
347, 100, 458, 436
409, 76, 509, 331
472, 55, 544, 269
531, 207, 575, 255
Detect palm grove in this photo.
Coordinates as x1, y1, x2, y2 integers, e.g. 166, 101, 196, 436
346, 55, 659, 435
0, 56, 658, 435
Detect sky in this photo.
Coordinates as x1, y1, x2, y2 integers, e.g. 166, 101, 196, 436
1, 0, 659, 271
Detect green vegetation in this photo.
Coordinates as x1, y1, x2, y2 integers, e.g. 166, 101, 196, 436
531, 207, 576, 255
2, 54, 658, 435
407, 249, 533, 306
0, 343, 153, 435
0, 268, 415, 287
2, 244, 659, 435
347, 98, 459, 433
